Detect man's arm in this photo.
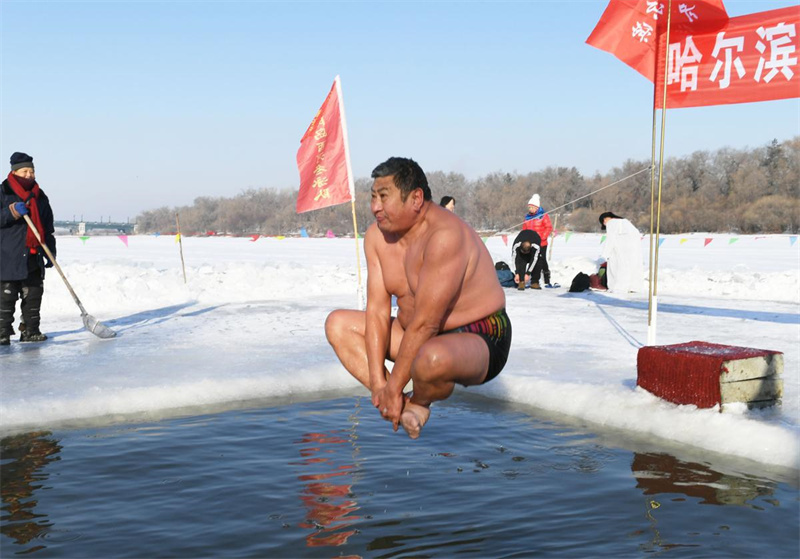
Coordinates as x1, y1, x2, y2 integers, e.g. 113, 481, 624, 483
384, 227, 468, 405
526, 244, 541, 275
364, 226, 392, 394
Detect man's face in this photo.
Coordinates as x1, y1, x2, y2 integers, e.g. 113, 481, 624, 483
13, 167, 35, 181
371, 175, 417, 233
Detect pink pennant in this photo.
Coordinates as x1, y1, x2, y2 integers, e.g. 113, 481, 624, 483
502, 234, 508, 246
118, 235, 128, 247
704, 238, 713, 247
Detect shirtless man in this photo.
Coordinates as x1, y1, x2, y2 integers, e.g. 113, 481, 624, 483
325, 157, 511, 439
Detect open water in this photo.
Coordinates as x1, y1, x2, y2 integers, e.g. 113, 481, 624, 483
1, 394, 798, 558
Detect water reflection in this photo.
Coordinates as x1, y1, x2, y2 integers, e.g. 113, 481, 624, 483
293, 408, 362, 549
631, 452, 774, 506
0, 431, 62, 549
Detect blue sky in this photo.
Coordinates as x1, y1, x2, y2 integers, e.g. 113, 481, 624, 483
2, 0, 798, 221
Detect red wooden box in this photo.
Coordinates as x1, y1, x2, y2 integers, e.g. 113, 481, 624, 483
637, 341, 783, 409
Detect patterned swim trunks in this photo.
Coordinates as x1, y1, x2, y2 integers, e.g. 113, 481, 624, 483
440, 308, 512, 384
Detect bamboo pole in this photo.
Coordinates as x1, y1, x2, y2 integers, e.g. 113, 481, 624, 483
176, 213, 187, 284
649, 0, 674, 346
548, 214, 559, 260
335, 75, 365, 310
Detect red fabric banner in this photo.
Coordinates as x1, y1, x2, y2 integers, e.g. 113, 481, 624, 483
587, 0, 729, 81
296, 79, 352, 214
654, 6, 800, 108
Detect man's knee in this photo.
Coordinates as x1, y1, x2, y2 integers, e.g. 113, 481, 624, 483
412, 341, 454, 384
325, 309, 361, 347
324, 309, 345, 345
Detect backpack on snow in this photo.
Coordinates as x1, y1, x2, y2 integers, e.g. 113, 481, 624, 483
569, 272, 591, 293
494, 262, 516, 287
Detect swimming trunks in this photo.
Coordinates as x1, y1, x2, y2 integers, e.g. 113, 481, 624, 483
440, 308, 512, 385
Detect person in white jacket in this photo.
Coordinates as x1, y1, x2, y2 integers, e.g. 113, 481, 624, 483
599, 212, 644, 293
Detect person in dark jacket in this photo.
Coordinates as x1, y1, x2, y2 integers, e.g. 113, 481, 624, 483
0, 152, 56, 345
510, 229, 541, 291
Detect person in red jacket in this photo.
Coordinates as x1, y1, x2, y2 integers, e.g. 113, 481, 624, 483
521, 194, 553, 288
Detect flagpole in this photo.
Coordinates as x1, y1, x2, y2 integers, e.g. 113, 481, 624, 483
646, 8, 661, 345
334, 75, 365, 311
176, 212, 187, 284
650, 0, 673, 346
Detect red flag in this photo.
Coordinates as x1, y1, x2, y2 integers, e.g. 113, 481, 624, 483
587, 0, 729, 81
296, 77, 352, 213
655, 6, 800, 108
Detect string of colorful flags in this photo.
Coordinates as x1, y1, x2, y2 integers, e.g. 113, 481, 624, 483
72, 232, 797, 248
496, 233, 798, 247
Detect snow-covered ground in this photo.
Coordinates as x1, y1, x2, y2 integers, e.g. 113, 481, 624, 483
1, 232, 797, 470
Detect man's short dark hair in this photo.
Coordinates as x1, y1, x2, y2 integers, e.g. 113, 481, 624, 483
371, 157, 431, 202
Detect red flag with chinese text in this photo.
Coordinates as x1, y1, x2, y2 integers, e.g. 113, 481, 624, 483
587, 0, 729, 81
296, 79, 352, 213
654, 6, 800, 108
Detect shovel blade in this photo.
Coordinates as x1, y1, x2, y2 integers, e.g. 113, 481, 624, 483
82, 313, 116, 339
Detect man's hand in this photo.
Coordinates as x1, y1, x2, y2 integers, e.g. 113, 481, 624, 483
10, 202, 27, 219
374, 382, 404, 431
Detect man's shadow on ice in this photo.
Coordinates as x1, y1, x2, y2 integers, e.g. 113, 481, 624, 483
562, 292, 799, 325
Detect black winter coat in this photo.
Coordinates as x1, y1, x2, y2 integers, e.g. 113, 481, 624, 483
0, 178, 56, 281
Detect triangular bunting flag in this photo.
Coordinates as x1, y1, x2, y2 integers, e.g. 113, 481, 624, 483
250, 234, 260, 242
502, 234, 508, 246
791, 236, 798, 247
80, 236, 89, 244
600, 235, 606, 244
300, 227, 309, 238
680, 238, 688, 245
175, 233, 181, 243
728, 238, 739, 245
118, 235, 129, 247
481, 237, 488, 244
704, 238, 713, 247
326, 229, 336, 238
658, 238, 666, 248
276, 236, 285, 240
153, 232, 160, 237
565, 232, 573, 242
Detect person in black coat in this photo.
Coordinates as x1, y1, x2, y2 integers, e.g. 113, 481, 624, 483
0, 152, 56, 345
510, 229, 541, 291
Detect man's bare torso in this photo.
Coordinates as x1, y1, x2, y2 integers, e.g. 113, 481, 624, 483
369, 203, 505, 331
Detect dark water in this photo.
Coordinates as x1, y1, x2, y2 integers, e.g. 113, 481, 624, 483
1, 395, 798, 558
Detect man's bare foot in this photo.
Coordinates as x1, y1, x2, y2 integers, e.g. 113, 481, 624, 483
400, 401, 430, 439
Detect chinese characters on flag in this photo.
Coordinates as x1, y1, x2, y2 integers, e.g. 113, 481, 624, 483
296, 78, 352, 213
655, 6, 800, 108
586, 0, 729, 81
587, 1, 799, 108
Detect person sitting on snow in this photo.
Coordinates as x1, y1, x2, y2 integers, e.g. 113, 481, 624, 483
522, 194, 553, 288
510, 229, 541, 291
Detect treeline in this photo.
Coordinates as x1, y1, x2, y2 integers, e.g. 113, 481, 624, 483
135, 137, 799, 236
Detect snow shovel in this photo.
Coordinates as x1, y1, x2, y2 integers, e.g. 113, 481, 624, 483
23, 214, 116, 339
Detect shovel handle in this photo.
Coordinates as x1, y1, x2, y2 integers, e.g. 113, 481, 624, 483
22, 214, 88, 316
